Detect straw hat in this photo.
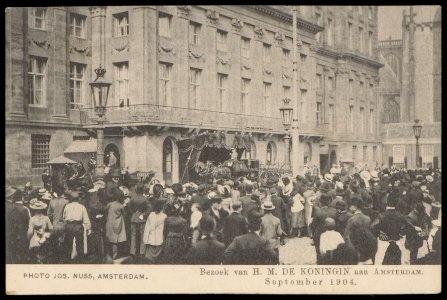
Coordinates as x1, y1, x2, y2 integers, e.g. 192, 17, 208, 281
324, 173, 334, 182
360, 170, 371, 182
261, 200, 275, 211
426, 175, 434, 183
29, 199, 48, 210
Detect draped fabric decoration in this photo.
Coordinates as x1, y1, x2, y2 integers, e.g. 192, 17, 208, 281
177, 131, 252, 181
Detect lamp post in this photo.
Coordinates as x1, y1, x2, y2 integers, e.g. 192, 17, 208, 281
412, 119, 423, 169
89, 65, 112, 179
280, 101, 293, 173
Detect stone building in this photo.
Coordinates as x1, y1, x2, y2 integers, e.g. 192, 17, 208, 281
378, 6, 441, 169
5, 6, 382, 186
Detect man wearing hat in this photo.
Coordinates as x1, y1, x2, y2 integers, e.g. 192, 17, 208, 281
239, 184, 254, 208
370, 191, 413, 265
269, 187, 288, 238
310, 193, 337, 264
6, 186, 31, 263
343, 197, 371, 249
260, 200, 284, 254
191, 184, 210, 212
62, 191, 91, 262
185, 215, 225, 264
204, 196, 229, 242
223, 211, 279, 265
47, 190, 69, 261
42, 168, 52, 192
241, 190, 263, 218
405, 203, 432, 264
334, 200, 352, 235
223, 200, 248, 247
105, 169, 121, 202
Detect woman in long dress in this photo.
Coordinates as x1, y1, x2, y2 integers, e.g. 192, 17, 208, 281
105, 188, 127, 259
290, 191, 306, 237
159, 203, 188, 264
142, 198, 167, 263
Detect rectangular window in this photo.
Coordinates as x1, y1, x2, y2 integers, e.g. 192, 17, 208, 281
300, 54, 307, 70
29, 8, 46, 30
217, 73, 227, 112
28, 57, 46, 106
348, 22, 353, 49
359, 27, 364, 52
241, 78, 250, 114
352, 145, 358, 161
368, 31, 373, 56
316, 73, 323, 89
316, 102, 322, 126
158, 13, 171, 38
114, 12, 129, 37
159, 62, 171, 105
349, 105, 354, 132
393, 145, 405, 164
283, 86, 291, 101
241, 37, 251, 58
349, 79, 354, 99
70, 13, 86, 38
115, 62, 129, 107
360, 107, 365, 133
369, 84, 374, 101
327, 18, 333, 46
189, 22, 201, 45
282, 49, 290, 68
263, 82, 271, 116
328, 104, 334, 131
368, 7, 373, 20
189, 68, 201, 109
369, 109, 374, 134
69, 63, 85, 109
327, 76, 334, 91
31, 134, 50, 169
301, 89, 307, 122
217, 30, 227, 51
263, 43, 272, 63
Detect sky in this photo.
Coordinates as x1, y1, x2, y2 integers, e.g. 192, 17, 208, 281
378, 6, 440, 41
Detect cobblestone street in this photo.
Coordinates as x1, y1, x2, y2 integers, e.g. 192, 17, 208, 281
279, 236, 317, 265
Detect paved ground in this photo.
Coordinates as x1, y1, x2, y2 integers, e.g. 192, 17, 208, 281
279, 236, 317, 265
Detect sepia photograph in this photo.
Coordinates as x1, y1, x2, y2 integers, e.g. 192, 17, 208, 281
5, 5, 441, 294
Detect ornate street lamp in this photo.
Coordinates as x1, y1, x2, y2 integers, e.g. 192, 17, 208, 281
89, 65, 112, 179
412, 119, 423, 168
280, 104, 293, 173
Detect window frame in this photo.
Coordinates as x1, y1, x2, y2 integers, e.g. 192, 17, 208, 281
29, 8, 46, 30
189, 68, 201, 109
217, 29, 228, 52
28, 56, 47, 107
189, 21, 201, 45
114, 12, 129, 37
70, 13, 86, 38
241, 78, 250, 114
263, 82, 271, 116
316, 101, 322, 126
159, 62, 172, 106
31, 134, 51, 169
114, 62, 129, 108
69, 62, 86, 109
217, 73, 227, 112
241, 37, 251, 59
262, 43, 272, 63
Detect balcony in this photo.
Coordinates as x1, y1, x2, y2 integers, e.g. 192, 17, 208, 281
78, 104, 327, 137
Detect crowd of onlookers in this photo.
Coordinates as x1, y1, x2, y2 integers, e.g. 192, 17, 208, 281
5, 165, 442, 265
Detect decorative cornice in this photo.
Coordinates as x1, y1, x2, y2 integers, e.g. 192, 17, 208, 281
335, 64, 349, 75
231, 18, 244, 32
250, 6, 324, 35
177, 5, 192, 18
206, 9, 219, 26
309, 41, 320, 53
296, 39, 303, 51
253, 26, 264, 41
70, 44, 91, 56
274, 32, 284, 42
89, 6, 107, 18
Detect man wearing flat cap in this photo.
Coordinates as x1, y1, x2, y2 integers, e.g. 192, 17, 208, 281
223, 211, 279, 265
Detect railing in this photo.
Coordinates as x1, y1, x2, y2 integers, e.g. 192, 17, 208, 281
378, 39, 403, 47
79, 103, 327, 136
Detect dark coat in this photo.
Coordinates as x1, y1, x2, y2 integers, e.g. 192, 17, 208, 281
191, 194, 210, 212
204, 208, 229, 232
5, 201, 30, 263
242, 200, 263, 218
222, 232, 279, 265
270, 195, 287, 230
371, 209, 412, 241
405, 210, 431, 250
223, 212, 248, 246
335, 211, 353, 234
343, 212, 371, 247
160, 216, 188, 264
185, 236, 225, 264
310, 206, 337, 245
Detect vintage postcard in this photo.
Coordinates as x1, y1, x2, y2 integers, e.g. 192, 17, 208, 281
5, 5, 441, 295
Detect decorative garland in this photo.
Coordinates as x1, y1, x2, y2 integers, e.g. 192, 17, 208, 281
30, 38, 50, 49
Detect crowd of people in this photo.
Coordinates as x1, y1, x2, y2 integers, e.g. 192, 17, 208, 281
5, 164, 442, 265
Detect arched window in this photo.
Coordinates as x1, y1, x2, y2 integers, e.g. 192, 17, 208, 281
385, 53, 400, 80
163, 138, 173, 181
266, 143, 273, 165
383, 98, 400, 123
